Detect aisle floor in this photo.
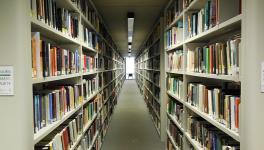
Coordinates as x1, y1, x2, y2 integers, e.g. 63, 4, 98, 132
101, 80, 165, 150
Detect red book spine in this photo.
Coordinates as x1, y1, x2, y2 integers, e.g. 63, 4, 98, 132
235, 97, 240, 129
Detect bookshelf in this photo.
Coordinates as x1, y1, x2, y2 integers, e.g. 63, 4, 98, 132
29, 0, 125, 149
164, 0, 242, 149
135, 17, 167, 141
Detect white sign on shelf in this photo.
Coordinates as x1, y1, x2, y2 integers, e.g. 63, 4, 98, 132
261, 62, 264, 93
0, 66, 14, 95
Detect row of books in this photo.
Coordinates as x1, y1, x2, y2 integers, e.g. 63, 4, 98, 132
75, 118, 99, 150
187, 116, 240, 149
167, 98, 184, 126
31, 32, 80, 79
185, 0, 218, 38
168, 50, 184, 72
83, 100, 98, 127
82, 54, 96, 73
145, 23, 161, 48
103, 72, 115, 85
187, 83, 240, 132
103, 58, 115, 70
186, 37, 241, 75
167, 77, 183, 99
168, 119, 184, 150
30, 0, 79, 38
82, 26, 98, 50
148, 42, 160, 56
33, 84, 82, 133
73, 0, 100, 31
165, 24, 183, 49
165, 0, 184, 27
153, 72, 160, 86
35, 113, 83, 150
83, 77, 98, 100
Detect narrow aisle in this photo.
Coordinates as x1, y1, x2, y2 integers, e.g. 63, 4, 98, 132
101, 80, 164, 150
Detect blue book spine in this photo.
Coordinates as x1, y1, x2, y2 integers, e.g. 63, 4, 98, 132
49, 93, 53, 123
34, 95, 38, 132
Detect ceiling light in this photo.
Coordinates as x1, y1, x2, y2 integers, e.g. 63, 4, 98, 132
127, 12, 134, 44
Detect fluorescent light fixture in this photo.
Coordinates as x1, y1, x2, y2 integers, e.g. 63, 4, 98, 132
128, 45, 132, 49
127, 12, 134, 44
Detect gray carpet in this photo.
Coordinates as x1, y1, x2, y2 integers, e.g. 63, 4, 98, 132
101, 80, 165, 150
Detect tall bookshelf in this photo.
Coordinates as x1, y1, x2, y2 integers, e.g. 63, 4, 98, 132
135, 17, 167, 141
29, 0, 125, 149
164, 0, 242, 149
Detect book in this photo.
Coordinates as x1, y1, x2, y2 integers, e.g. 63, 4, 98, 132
168, 118, 183, 149
30, 0, 79, 38
83, 98, 99, 127
165, 22, 183, 49
187, 83, 240, 132
82, 54, 96, 73
31, 32, 42, 78
167, 77, 183, 99
168, 50, 184, 72
83, 77, 98, 100
33, 84, 82, 133
167, 97, 184, 126
35, 113, 83, 150
31, 32, 80, 79
165, 0, 184, 27
186, 37, 241, 75
185, 0, 219, 39
187, 116, 240, 149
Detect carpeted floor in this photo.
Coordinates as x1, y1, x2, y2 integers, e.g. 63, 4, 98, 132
101, 80, 165, 150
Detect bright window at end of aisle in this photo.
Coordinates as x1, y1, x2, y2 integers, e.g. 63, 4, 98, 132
126, 57, 135, 79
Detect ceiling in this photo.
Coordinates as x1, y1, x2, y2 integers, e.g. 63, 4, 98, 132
93, 0, 170, 57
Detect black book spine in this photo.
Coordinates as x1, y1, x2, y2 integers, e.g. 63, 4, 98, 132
56, 8, 62, 31
44, 0, 48, 23
53, 0, 57, 29
56, 48, 62, 75
69, 51, 72, 74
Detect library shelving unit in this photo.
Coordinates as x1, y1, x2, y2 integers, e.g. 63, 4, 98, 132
29, 0, 125, 149
135, 17, 167, 141
164, 0, 242, 149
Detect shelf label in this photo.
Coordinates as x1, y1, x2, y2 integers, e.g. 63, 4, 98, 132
0, 66, 14, 95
